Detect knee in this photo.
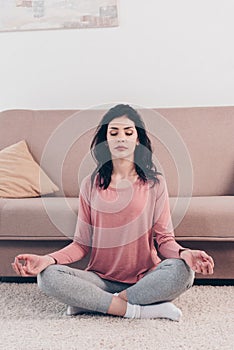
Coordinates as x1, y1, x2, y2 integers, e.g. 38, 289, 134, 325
166, 258, 195, 288
37, 264, 59, 294
174, 259, 195, 288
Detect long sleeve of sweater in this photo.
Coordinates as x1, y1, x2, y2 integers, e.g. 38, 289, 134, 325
48, 241, 88, 264
153, 177, 184, 259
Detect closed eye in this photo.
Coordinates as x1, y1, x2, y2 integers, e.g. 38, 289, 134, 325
109, 132, 133, 136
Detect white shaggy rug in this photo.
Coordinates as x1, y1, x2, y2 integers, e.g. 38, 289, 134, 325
0, 283, 233, 350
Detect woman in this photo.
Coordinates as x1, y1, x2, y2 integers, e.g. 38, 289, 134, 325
12, 104, 214, 321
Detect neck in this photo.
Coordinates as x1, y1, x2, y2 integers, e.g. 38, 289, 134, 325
112, 158, 136, 178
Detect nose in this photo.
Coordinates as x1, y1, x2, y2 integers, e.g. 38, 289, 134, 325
117, 130, 127, 142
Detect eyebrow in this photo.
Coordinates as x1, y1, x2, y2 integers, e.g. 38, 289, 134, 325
109, 126, 134, 130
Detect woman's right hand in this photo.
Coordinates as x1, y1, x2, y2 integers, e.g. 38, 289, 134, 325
11, 254, 55, 277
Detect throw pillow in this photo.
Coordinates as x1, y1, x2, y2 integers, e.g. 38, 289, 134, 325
0, 140, 59, 198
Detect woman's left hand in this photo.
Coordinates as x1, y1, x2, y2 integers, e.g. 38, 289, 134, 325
180, 249, 214, 275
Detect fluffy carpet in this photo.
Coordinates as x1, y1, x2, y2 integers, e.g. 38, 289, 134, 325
0, 283, 233, 350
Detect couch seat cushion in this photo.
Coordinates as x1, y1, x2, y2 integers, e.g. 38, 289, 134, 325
1, 196, 233, 242
170, 196, 234, 240
0, 197, 78, 240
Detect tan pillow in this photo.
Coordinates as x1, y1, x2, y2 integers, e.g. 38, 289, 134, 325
0, 140, 59, 198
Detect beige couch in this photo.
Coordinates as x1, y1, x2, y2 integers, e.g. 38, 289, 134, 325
0, 107, 233, 279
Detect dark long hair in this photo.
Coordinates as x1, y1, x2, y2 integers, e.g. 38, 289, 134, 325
90, 104, 160, 189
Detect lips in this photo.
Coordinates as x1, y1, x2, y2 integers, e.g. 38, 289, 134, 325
115, 146, 128, 150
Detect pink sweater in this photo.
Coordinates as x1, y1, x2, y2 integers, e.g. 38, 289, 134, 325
50, 174, 183, 283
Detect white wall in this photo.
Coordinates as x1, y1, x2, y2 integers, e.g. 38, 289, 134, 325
0, 0, 234, 111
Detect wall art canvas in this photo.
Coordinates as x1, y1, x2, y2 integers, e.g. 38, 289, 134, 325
0, 0, 118, 32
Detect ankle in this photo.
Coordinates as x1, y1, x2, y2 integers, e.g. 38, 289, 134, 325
107, 295, 127, 316
118, 290, 128, 301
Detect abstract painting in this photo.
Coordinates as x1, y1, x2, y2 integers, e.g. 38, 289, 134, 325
0, 0, 119, 32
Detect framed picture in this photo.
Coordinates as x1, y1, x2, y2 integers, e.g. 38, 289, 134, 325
0, 0, 119, 32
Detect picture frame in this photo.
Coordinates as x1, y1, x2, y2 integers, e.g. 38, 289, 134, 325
0, 0, 119, 32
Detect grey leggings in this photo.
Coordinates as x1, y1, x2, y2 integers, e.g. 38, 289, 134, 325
37, 258, 194, 314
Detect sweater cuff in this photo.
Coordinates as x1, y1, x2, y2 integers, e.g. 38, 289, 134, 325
47, 254, 57, 264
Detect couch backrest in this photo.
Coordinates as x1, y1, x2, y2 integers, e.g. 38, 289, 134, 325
0, 107, 233, 197
149, 107, 234, 197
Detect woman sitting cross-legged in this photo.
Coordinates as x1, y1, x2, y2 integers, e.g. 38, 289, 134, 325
12, 104, 214, 321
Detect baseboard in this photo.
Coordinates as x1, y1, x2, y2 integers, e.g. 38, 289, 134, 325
0, 276, 37, 283
194, 278, 234, 286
